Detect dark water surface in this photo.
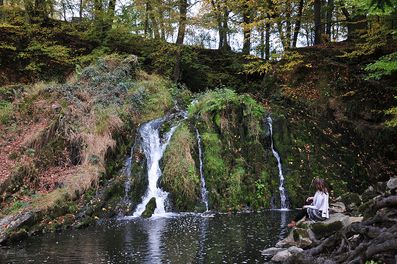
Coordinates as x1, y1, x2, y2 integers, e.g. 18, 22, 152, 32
1, 211, 290, 263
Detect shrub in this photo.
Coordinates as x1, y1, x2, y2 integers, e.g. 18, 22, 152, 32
0, 100, 13, 124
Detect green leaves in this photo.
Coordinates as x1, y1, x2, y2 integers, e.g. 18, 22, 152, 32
365, 52, 397, 80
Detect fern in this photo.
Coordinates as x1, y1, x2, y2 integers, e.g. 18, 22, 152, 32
365, 52, 397, 80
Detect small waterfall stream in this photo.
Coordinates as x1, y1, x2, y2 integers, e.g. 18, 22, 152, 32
267, 116, 288, 209
195, 128, 209, 211
131, 117, 179, 217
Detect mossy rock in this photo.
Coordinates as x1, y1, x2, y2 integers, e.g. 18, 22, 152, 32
142, 197, 156, 218
310, 213, 350, 239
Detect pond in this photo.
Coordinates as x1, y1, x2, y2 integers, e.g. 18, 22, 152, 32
1, 210, 291, 263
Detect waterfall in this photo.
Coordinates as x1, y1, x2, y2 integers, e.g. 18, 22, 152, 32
195, 128, 209, 211
267, 116, 288, 209
132, 117, 179, 217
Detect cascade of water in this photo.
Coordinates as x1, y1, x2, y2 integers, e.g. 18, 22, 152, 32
267, 116, 288, 209
195, 128, 209, 211
132, 117, 179, 217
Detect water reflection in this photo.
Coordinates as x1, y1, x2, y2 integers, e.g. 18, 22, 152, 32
1, 211, 291, 263
197, 216, 209, 264
146, 218, 166, 263
279, 210, 288, 240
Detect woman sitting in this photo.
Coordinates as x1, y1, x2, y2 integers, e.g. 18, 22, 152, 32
288, 178, 329, 228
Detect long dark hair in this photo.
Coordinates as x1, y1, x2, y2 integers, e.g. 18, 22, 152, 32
312, 178, 328, 194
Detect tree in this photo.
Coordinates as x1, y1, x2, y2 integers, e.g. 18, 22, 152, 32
176, 0, 188, 44
292, 0, 305, 47
314, 0, 322, 44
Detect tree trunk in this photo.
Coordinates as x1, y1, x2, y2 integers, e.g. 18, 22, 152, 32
79, 0, 83, 18
176, 0, 188, 45
265, 20, 270, 61
292, 0, 304, 47
285, 3, 292, 49
326, 0, 334, 40
242, 10, 251, 54
220, 7, 230, 49
314, 0, 322, 45
144, 2, 149, 37
277, 22, 287, 49
260, 24, 265, 59
159, 6, 166, 40
210, 0, 223, 48
0, 0, 3, 20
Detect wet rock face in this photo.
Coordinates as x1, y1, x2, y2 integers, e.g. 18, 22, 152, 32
142, 197, 156, 218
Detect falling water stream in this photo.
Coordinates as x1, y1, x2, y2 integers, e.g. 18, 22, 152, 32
131, 117, 179, 217
195, 128, 209, 211
267, 116, 288, 209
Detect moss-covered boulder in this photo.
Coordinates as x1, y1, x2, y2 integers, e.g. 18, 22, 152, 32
142, 197, 156, 218
162, 124, 201, 211
310, 213, 351, 239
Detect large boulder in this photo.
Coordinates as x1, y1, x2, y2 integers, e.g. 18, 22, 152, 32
310, 213, 351, 239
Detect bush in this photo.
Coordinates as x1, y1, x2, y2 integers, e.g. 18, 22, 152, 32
0, 100, 13, 124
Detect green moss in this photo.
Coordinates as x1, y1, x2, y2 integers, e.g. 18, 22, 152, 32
201, 131, 228, 209
162, 124, 200, 211
188, 88, 264, 119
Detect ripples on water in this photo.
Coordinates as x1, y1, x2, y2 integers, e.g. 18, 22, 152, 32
1, 211, 290, 264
